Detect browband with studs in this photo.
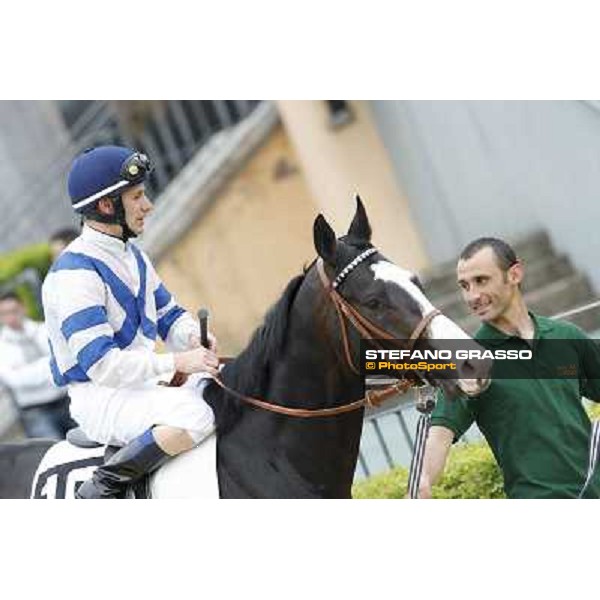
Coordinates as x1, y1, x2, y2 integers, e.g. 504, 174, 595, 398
332, 248, 377, 289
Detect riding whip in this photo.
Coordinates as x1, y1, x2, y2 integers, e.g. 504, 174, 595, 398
198, 308, 209, 348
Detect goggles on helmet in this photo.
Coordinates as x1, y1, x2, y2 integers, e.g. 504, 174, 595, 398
120, 152, 153, 185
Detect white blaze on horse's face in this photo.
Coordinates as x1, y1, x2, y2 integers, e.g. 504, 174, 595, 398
370, 261, 490, 396
370, 261, 471, 340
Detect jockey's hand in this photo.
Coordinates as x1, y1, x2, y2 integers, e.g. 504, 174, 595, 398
174, 347, 219, 377
188, 331, 218, 354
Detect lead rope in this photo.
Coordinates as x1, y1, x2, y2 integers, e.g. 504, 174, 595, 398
407, 385, 437, 499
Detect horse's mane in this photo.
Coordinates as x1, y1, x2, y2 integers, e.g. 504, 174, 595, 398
219, 246, 369, 400
210, 247, 367, 432
220, 272, 307, 398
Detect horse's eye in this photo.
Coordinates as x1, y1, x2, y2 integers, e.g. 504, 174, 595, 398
364, 298, 381, 310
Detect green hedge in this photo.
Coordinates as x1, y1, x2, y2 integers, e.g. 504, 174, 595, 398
352, 441, 505, 499
353, 404, 600, 499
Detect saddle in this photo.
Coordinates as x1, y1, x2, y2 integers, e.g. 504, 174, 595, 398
64, 428, 149, 498
32, 430, 219, 499
66, 427, 104, 449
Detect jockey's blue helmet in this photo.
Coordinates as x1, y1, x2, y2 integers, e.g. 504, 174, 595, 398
68, 145, 152, 214
67, 145, 153, 238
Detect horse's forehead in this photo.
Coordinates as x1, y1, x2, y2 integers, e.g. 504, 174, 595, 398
370, 261, 432, 310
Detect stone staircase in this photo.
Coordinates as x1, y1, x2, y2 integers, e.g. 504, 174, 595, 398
420, 231, 600, 335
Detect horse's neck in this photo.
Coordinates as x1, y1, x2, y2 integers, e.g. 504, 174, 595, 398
270, 299, 363, 407
258, 285, 365, 496
213, 272, 367, 498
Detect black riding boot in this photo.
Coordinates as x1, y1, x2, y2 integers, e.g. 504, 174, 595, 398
76, 429, 170, 499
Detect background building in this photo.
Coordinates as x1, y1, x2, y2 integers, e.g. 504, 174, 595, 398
0, 100, 598, 477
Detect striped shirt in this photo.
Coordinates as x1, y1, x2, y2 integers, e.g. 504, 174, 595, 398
42, 226, 197, 388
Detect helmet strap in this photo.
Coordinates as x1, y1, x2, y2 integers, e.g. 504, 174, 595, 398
80, 194, 137, 242
112, 195, 137, 242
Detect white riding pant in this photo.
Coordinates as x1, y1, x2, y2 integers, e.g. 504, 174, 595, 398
68, 376, 215, 446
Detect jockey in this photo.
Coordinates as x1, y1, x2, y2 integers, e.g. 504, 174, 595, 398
42, 146, 219, 499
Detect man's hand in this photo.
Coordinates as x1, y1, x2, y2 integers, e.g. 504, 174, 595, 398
174, 346, 219, 377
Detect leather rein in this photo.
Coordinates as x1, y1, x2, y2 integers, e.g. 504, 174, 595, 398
210, 252, 441, 418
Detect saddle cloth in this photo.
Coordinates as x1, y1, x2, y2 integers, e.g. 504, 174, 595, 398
30, 432, 220, 499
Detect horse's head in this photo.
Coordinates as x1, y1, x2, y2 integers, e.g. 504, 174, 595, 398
313, 196, 491, 398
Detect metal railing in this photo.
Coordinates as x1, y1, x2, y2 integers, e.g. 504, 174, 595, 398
355, 390, 483, 480
1, 100, 262, 251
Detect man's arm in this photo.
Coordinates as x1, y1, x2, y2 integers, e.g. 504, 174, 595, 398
48, 263, 220, 387
421, 386, 476, 498
418, 425, 455, 498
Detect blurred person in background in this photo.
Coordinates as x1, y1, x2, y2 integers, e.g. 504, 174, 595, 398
0, 291, 75, 439
419, 237, 600, 499
0, 228, 79, 321
44, 146, 219, 499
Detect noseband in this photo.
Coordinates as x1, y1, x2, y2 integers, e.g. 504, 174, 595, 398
210, 250, 441, 418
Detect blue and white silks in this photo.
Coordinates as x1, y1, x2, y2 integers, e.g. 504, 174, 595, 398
43, 226, 197, 389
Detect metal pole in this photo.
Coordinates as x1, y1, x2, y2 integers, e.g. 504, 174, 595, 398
550, 299, 600, 321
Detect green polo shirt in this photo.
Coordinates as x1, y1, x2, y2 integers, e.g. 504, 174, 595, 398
431, 313, 600, 498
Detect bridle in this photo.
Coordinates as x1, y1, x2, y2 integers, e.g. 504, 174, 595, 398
210, 248, 442, 418
316, 254, 440, 376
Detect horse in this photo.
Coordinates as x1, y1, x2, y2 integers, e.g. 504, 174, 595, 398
0, 197, 492, 499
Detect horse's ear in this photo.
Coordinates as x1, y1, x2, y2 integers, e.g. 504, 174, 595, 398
313, 214, 337, 266
347, 195, 372, 243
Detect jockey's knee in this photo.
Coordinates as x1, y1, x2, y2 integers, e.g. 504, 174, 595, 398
147, 397, 215, 456
152, 426, 198, 456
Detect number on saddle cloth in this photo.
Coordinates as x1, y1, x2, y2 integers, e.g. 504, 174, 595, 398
30, 429, 150, 499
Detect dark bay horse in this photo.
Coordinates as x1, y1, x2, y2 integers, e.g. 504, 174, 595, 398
0, 198, 491, 498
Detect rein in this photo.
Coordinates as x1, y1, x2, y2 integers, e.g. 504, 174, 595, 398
210, 375, 413, 418
209, 252, 441, 418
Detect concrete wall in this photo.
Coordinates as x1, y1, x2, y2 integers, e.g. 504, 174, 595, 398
371, 101, 600, 291
277, 101, 430, 272
155, 125, 320, 355
153, 101, 440, 356
0, 101, 76, 251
